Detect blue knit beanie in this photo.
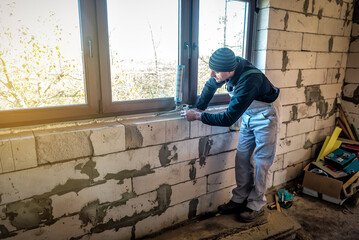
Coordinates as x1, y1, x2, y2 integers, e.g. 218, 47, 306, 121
209, 48, 238, 72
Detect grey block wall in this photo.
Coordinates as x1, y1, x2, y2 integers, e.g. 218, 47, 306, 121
343, 1, 359, 136
255, 0, 353, 187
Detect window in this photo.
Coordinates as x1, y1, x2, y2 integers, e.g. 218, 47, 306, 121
0, 0, 255, 127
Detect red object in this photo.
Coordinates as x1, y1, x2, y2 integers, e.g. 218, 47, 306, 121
342, 144, 359, 151
325, 164, 337, 172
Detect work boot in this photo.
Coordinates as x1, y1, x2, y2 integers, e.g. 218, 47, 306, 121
238, 207, 264, 222
218, 200, 246, 214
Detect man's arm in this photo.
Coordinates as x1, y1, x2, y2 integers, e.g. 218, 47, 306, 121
196, 77, 224, 110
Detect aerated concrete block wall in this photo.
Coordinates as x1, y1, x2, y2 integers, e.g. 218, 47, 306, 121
0, 116, 239, 239
342, 1, 359, 135
255, 0, 354, 186
0, 0, 355, 239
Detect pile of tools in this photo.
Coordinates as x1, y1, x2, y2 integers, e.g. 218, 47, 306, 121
308, 122, 359, 199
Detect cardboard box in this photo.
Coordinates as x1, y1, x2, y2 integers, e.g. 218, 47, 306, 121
302, 163, 350, 205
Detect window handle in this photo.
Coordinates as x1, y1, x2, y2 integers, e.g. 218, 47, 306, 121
88, 39, 93, 58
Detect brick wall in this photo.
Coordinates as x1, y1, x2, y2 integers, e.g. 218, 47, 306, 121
342, 1, 359, 135
0, 113, 239, 239
255, 0, 353, 187
0, 0, 354, 239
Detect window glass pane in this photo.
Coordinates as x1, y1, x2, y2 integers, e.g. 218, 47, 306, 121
198, 0, 247, 94
107, 0, 178, 102
0, 0, 85, 111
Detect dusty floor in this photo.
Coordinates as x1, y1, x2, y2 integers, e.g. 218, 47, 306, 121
143, 178, 359, 240
265, 178, 359, 240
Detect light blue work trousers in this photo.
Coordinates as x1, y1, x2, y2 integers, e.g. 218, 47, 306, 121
231, 100, 278, 211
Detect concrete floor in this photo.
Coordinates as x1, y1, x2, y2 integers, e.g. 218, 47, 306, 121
141, 179, 359, 240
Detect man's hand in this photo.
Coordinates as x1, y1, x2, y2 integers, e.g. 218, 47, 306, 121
180, 109, 202, 121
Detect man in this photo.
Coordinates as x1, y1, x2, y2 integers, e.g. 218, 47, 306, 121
181, 47, 280, 222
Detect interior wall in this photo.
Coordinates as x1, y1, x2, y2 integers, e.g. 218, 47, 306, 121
0, 0, 354, 239
342, 0, 359, 135
255, 0, 353, 186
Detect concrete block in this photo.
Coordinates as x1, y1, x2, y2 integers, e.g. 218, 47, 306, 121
268, 8, 287, 30
343, 83, 359, 98
301, 69, 327, 86
327, 68, 345, 84
287, 12, 318, 34
305, 127, 333, 145
341, 100, 359, 117
286, 118, 316, 137
281, 106, 293, 122
4, 215, 92, 240
207, 168, 236, 192
133, 161, 191, 195
352, 23, 359, 37
133, 120, 166, 147
196, 151, 236, 178
343, 19, 353, 37
347, 114, 359, 134
320, 83, 342, 99
283, 148, 311, 167
349, 39, 359, 53
341, 53, 348, 67
266, 30, 302, 51
267, 171, 274, 188
273, 163, 303, 186
190, 120, 212, 138
165, 118, 190, 142
51, 179, 131, 219
315, 53, 342, 68
0, 139, 14, 173
295, 103, 318, 119
318, 17, 344, 35
345, 69, 359, 83
265, 70, 299, 88
93, 147, 160, 181
170, 177, 207, 206
286, 51, 317, 70
277, 134, 306, 155
280, 123, 287, 139
340, 2, 354, 20
209, 132, 239, 155
302, 34, 331, 52
279, 88, 306, 105
270, 154, 284, 172
35, 128, 93, 164
264, 50, 283, 70
313, 0, 342, 19
83, 227, 132, 240
332, 36, 350, 52
8, 133, 37, 171
347, 53, 359, 68
90, 125, 125, 156
0, 157, 90, 205
211, 125, 230, 135
103, 191, 158, 223
135, 202, 188, 239
197, 187, 233, 215
314, 114, 336, 130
